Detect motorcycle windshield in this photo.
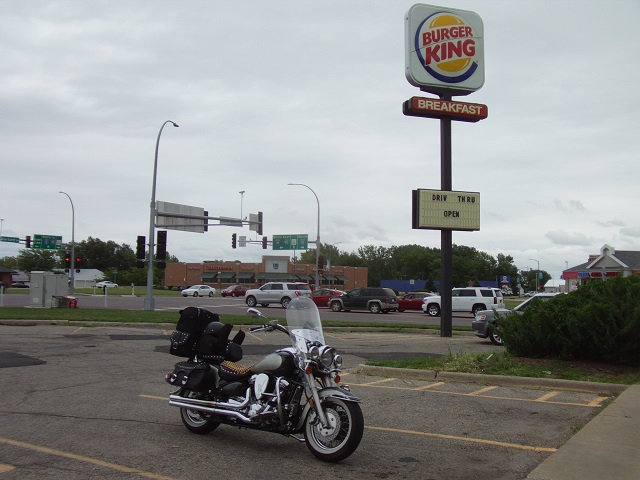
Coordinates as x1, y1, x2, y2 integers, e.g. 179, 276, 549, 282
286, 297, 325, 353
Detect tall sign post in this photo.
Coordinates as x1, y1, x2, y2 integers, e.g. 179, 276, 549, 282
404, 4, 486, 336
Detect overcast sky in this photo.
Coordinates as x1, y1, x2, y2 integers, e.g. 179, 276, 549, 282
1, 0, 639, 285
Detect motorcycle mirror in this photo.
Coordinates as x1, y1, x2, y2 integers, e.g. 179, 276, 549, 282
247, 308, 267, 319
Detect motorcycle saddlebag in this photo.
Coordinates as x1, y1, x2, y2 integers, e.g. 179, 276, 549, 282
169, 307, 220, 357
166, 361, 219, 391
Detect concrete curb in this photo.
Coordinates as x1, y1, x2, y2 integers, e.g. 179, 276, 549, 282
352, 364, 629, 395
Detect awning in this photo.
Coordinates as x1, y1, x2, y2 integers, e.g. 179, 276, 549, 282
322, 275, 338, 281
334, 275, 348, 281
200, 272, 218, 280
236, 272, 255, 279
295, 274, 313, 281
217, 272, 236, 279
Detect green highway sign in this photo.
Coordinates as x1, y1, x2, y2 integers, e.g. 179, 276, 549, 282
272, 234, 308, 251
33, 234, 63, 250
0, 236, 20, 243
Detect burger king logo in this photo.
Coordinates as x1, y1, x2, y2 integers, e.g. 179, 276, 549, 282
415, 12, 479, 84
405, 4, 484, 93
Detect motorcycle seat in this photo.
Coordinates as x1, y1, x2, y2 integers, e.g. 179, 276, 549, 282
219, 361, 253, 381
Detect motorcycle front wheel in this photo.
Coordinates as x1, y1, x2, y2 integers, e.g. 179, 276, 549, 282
179, 390, 220, 434
304, 398, 364, 462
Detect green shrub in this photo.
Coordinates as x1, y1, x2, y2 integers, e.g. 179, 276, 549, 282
498, 275, 640, 365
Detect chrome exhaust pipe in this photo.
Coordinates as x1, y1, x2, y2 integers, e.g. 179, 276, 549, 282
169, 389, 251, 410
169, 399, 256, 424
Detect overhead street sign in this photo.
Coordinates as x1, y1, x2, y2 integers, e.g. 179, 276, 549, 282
412, 189, 480, 231
0, 236, 20, 243
272, 234, 308, 251
33, 234, 63, 250
156, 201, 206, 233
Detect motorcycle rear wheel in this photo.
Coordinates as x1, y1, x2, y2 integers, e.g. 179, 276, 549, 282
179, 390, 220, 434
304, 398, 364, 462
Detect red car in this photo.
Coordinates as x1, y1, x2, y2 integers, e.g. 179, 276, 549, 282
310, 288, 345, 308
221, 285, 248, 297
397, 292, 431, 312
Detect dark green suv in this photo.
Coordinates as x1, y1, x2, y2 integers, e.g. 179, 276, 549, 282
329, 287, 398, 314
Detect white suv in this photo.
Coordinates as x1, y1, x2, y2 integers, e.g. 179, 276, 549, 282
422, 287, 504, 316
244, 282, 312, 308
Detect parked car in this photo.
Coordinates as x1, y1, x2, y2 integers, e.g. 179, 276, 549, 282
10, 281, 29, 288
422, 287, 504, 316
310, 288, 345, 308
472, 292, 563, 345
329, 287, 398, 314
397, 292, 431, 312
221, 285, 248, 297
95, 281, 118, 288
181, 285, 216, 297
244, 282, 311, 308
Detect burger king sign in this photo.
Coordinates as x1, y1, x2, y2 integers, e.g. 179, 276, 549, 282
405, 4, 484, 96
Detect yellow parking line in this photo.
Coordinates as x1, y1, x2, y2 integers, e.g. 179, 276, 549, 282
468, 386, 498, 396
0, 437, 176, 480
357, 378, 398, 386
365, 426, 557, 453
347, 381, 603, 407
139, 394, 167, 401
414, 382, 446, 390
0, 464, 15, 473
536, 391, 560, 402
587, 396, 609, 407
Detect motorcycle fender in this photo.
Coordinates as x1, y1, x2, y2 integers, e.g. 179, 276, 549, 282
296, 387, 361, 431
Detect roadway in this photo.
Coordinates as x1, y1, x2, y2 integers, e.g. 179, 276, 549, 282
0, 293, 475, 328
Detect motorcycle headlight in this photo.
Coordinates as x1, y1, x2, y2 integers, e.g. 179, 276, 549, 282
334, 354, 343, 368
309, 345, 320, 359
319, 346, 336, 368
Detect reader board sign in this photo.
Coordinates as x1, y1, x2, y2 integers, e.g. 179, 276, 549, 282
412, 189, 480, 231
405, 4, 484, 96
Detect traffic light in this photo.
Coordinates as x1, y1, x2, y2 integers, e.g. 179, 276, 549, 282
257, 211, 263, 236
231, 233, 237, 249
156, 261, 167, 270
64, 253, 71, 271
262, 236, 267, 249
75, 257, 81, 273
317, 255, 325, 269
26, 236, 31, 248
203, 210, 209, 233
156, 230, 167, 260
136, 236, 146, 260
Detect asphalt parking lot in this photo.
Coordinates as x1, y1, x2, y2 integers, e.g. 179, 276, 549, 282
0, 323, 613, 479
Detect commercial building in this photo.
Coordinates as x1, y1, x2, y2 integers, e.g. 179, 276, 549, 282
562, 244, 640, 292
164, 255, 368, 291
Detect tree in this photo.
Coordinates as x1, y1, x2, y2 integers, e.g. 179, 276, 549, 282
0, 256, 18, 269
17, 249, 58, 272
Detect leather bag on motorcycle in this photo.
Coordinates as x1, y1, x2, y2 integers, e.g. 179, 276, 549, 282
169, 307, 220, 357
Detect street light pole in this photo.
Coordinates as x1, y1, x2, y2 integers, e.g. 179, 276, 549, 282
288, 183, 320, 290
145, 120, 179, 311
239, 190, 245, 221
529, 258, 540, 292
59, 191, 75, 294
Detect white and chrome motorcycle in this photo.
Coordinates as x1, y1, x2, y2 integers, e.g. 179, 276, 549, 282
166, 296, 363, 462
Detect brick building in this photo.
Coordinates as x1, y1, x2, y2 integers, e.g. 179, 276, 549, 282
164, 255, 368, 291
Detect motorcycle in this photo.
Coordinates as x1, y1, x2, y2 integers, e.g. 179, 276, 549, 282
165, 297, 364, 462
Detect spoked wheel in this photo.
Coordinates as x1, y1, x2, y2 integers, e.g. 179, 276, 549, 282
489, 329, 504, 346
304, 398, 364, 462
179, 390, 220, 434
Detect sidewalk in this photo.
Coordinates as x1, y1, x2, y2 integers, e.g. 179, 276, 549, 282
526, 383, 640, 480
